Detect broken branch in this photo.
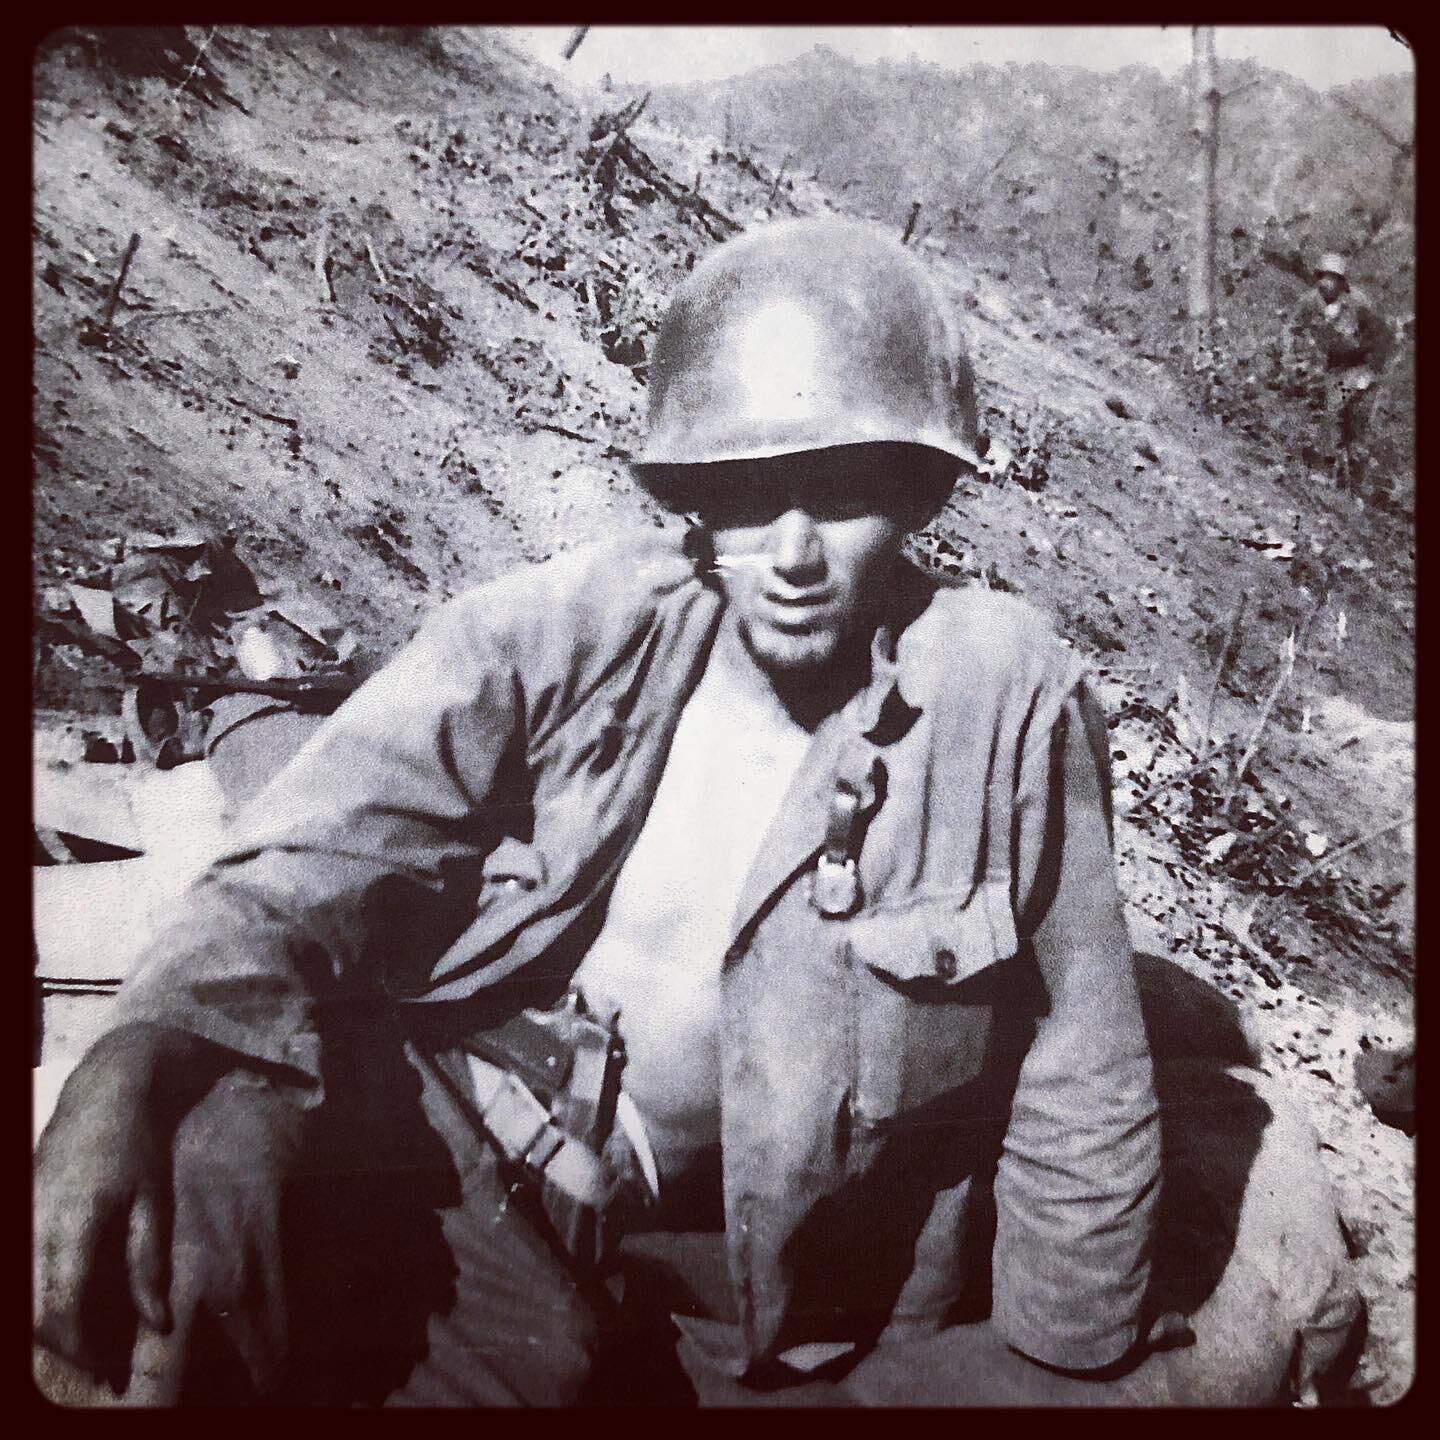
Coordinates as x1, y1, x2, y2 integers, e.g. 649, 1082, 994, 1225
607, 132, 739, 240
314, 220, 335, 303
115, 304, 223, 330
1263, 812, 1413, 913
591, 91, 651, 144
1225, 600, 1323, 809
766, 153, 792, 207
1226, 628, 1296, 806
526, 421, 594, 443
100, 231, 142, 333
1201, 589, 1248, 748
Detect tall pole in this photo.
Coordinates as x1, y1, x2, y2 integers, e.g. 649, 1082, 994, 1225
1190, 25, 1220, 365
562, 26, 590, 61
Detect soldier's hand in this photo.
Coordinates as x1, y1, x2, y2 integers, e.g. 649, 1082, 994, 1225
33, 1025, 215, 1377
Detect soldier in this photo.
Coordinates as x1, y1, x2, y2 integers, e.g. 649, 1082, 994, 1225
34, 218, 1357, 1407
1288, 252, 1393, 498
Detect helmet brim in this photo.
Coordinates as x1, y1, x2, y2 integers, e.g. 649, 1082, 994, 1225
630, 439, 971, 525
632, 433, 982, 473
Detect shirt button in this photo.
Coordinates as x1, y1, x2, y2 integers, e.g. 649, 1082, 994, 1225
934, 948, 958, 981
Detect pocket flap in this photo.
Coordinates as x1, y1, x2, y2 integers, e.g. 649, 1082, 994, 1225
846, 880, 1017, 988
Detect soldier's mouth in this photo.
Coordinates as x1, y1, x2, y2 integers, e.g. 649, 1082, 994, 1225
761, 591, 835, 631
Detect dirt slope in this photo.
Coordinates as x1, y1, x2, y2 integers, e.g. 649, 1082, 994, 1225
32, 26, 1412, 1401
636, 48, 1417, 506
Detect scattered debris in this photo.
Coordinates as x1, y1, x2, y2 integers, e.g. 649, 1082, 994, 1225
36, 528, 366, 768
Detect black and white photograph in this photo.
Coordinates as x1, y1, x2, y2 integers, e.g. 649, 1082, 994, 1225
32, 24, 1414, 1407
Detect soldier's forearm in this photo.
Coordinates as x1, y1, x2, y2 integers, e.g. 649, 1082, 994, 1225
57, 1021, 245, 1133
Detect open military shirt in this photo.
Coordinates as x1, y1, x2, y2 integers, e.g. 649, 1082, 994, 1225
110, 534, 1160, 1375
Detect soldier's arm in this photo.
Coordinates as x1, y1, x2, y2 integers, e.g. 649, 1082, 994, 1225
98, 578, 535, 1101
990, 678, 1161, 1375
34, 572, 542, 1375
1358, 300, 1394, 371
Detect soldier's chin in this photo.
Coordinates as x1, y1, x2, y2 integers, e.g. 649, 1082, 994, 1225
738, 616, 840, 675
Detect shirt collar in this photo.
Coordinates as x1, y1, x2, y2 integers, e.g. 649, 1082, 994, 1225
856, 561, 930, 745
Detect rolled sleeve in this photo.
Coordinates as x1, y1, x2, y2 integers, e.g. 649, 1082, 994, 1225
992, 680, 1160, 1372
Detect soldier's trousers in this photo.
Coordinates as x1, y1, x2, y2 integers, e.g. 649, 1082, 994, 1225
35, 1028, 1361, 1408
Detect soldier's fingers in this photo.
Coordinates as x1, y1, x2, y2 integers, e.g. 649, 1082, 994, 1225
126, 1189, 171, 1334
33, 1200, 102, 1365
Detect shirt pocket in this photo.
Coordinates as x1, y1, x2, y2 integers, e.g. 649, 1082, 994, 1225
844, 881, 1030, 1127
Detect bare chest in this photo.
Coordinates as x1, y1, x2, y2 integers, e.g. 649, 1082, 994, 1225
571, 662, 811, 1156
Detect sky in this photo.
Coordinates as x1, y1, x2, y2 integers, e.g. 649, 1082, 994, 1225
506, 25, 1413, 92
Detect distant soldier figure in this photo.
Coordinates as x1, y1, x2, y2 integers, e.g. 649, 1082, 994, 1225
1288, 253, 1393, 496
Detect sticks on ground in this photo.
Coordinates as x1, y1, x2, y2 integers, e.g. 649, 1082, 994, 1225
1267, 817, 1411, 904
1119, 740, 1229, 819
1225, 628, 1296, 808
596, 130, 739, 241
1224, 598, 1325, 810
100, 232, 142, 334
1201, 589, 1248, 748
115, 305, 223, 331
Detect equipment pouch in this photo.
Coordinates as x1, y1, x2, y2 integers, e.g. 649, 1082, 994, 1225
459, 993, 642, 1269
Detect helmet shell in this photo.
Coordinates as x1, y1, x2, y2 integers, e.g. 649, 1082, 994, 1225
1315, 252, 1349, 280
634, 216, 980, 471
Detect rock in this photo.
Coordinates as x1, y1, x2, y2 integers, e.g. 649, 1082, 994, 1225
1355, 1039, 1414, 1136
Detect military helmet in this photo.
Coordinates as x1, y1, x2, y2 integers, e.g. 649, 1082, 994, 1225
633, 216, 981, 475
1315, 252, 1349, 280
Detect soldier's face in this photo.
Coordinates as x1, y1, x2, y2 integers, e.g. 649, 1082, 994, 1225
698, 449, 916, 676
1316, 273, 1345, 303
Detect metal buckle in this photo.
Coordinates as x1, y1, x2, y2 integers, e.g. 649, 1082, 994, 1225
813, 777, 864, 917
524, 1123, 566, 1175
813, 854, 862, 918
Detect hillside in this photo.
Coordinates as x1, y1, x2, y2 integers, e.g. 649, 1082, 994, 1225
32, 26, 1412, 1402
634, 48, 1415, 510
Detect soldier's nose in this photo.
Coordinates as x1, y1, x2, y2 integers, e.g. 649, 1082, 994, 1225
770, 509, 824, 582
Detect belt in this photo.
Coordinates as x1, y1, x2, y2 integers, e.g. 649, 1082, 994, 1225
464, 1053, 661, 1209
457, 993, 660, 1264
